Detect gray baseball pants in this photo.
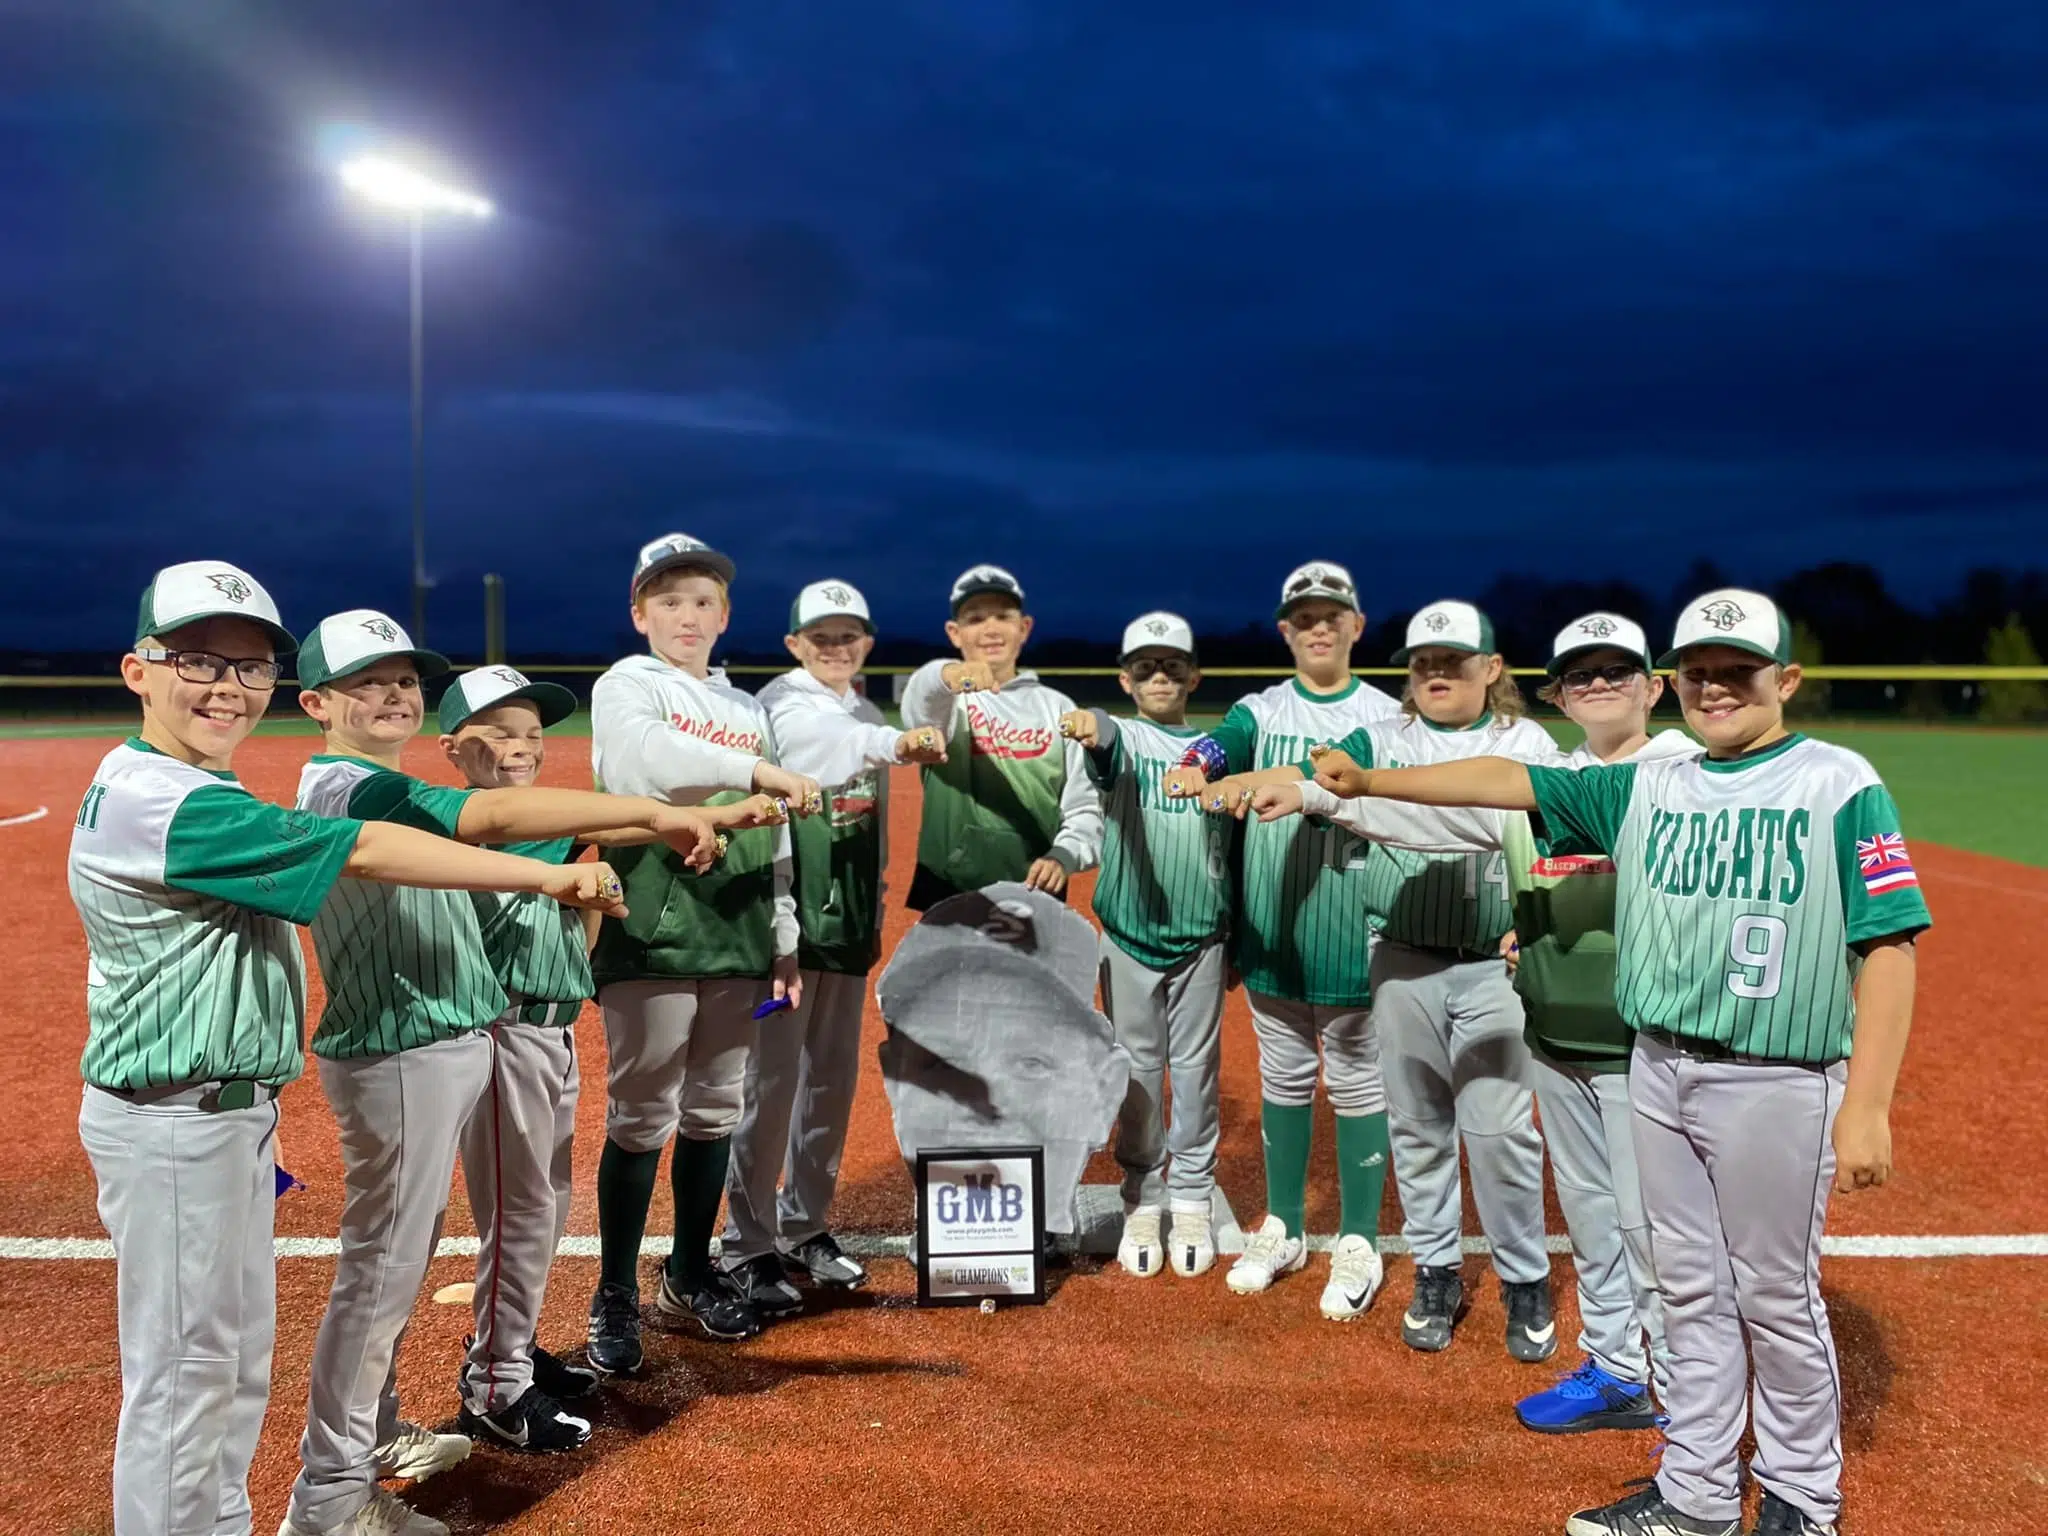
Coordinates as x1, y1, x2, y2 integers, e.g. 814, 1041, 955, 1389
1244, 990, 1383, 1113
1371, 940, 1549, 1285
724, 968, 867, 1264
1531, 1049, 1666, 1395
1099, 937, 1227, 1207
600, 977, 762, 1150
79, 1085, 280, 1536
287, 1032, 493, 1534
459, 1004, 581, 1414
1633, 1032, 1848, 1528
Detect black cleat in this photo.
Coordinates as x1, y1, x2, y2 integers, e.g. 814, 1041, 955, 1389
534, 1344, 601, 1401
1503, 1277, 1559, 1363
1564, 1482, 1739, 1536
786, 1232, 868, 1290
1401, 1264, 1467, 1353
586, 1282, 644, 1376
1752, 1491, 1839, 1535
654, 1266, 764, 1341
725, 1254, 804, 1319
458, 1384, 593, 1455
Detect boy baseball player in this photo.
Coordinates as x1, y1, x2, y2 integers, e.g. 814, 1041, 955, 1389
896, 564, 1102, 908
435, 667, 780, 1448
586, 534, 823, 1369
1308, 589, 1928, 1536
1058, 612, 1234, 1279
721, 580, 947, 1313
1161, 561, 1401, 1319
284, 612, 725, 1536
71, 563, 628, 1536
1209, 601, 1563, 1358
1253, 613, 1690, 1421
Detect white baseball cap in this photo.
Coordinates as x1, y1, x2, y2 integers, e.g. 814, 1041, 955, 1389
949, 563, 1025, 613
1548, 612, 1653, 676
1119, 611, 1197, 661
134, 561, 295, 651
438, 666, 579, 734
1392, 599, 1496, 664
296, 610, 450, 689
632, 532, 736, 598
1275, 561, 1359, 621
1661, 588, 1793, 667
789, 579, 874, 635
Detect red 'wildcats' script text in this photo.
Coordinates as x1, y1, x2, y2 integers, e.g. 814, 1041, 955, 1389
667, 714, 763, 754
966, 704, 1053, 760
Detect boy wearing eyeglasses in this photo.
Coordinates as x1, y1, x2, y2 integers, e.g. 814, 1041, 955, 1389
72, 564, 633, 1536
1058, 614, 1234, 1281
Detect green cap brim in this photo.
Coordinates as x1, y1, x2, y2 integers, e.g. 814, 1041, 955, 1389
439, 680, 579, 735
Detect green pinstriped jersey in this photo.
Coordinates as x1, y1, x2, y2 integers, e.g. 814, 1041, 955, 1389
1318, 713, 1564, 954
298, 755, 507, 1059
1086, 715, 1233, 969
69, 740, 362, 1091
474, 839, 593, 1004
1530, 734, 1933, 1064
1203, 678, 1400, 1003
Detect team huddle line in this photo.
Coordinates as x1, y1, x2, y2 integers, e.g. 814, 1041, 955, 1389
69, 540, 1925, 1536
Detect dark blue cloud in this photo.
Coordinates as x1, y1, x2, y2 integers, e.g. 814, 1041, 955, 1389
3, 2, 2045, 657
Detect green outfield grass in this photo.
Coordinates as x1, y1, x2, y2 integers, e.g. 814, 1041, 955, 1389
6, 711, 2042, 867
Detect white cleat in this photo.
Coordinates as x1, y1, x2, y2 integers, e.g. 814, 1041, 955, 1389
1168, 1199, 1216, 1278
1225, 1213, 1307, 1294
372, 1420, 472, 1482
1318, 1233, 1385, 1321
350, 1488, 453, 1536
1117, 1204, 1164, 1277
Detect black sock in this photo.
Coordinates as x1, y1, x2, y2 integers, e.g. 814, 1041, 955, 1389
595, 1137, 663, 1294
665, 1133, 733, 1289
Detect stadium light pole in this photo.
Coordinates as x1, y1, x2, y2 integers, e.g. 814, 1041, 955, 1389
339, 155, 492, 646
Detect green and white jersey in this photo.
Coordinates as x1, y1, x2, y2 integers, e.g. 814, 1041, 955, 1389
474, 839, 592, 1005
1198, 677, 1400, 1004
589, 654, 796, 984
298, 755, 506, 1059
1315, 713, 1565, 954
759, 668, 902, 976
1530, 733, 1933, 1064
69, 740, 362, 1092
1084, 713, 1232, 969
899, 660, 1103, 891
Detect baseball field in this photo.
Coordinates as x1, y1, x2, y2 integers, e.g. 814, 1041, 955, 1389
4, 721, 2045, 1536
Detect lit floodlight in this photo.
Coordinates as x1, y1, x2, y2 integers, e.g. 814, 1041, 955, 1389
340, 155, 492, 219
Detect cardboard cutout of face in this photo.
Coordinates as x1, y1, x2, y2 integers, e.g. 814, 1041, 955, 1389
876, 885, 1131, 1234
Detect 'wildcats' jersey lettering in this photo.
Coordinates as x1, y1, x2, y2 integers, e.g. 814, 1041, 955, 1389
1644, 805, 1809, 905
667, 713, 762, 754
965, 703, 1056, 761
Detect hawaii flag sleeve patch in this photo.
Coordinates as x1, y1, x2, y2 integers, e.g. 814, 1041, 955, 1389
1856, 830, 1918, 895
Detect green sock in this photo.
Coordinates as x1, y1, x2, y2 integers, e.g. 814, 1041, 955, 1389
596, 1137, 664, 1293
665, 1133, 733, 1288
1335, 1111, 1392, 1240
1260, 1100, 1314, 1237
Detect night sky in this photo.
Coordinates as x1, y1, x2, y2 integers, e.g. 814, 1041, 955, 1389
6, 3, 2046, 658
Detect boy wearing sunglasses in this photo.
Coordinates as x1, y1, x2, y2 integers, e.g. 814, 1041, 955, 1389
1059, 613, 1234, 1279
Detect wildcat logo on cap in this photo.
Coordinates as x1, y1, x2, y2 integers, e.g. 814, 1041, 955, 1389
362, 616, 400, 643
1700, 599, 1746, 632
1578, 616, 1616, 638
208, 572, 253, 604
489, 666, 527, 688
1145, 619, 1170, 637
822, 583, 852, 606
1423, 610, 1452, 633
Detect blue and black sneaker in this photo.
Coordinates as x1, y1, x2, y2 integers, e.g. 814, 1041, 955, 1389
1516, 1358, 1659, 1434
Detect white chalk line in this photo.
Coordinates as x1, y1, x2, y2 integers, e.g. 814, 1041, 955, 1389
4, 1232, 2044, 1262
0, 806, 49, 828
